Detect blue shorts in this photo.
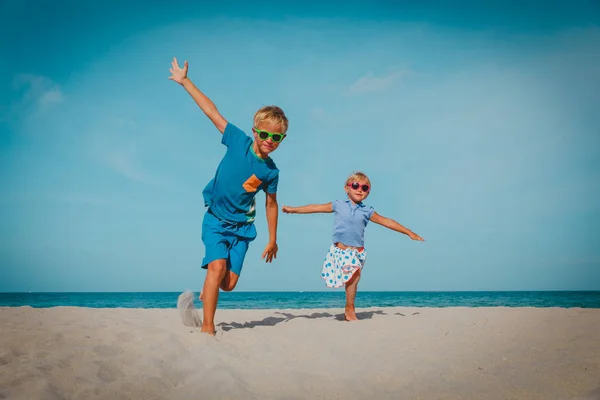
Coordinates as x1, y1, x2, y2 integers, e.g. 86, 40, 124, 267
201, 210, 257, 276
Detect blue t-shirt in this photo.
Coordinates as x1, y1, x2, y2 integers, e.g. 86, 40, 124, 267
331, 198, 375, 247
202, 123, 279, 224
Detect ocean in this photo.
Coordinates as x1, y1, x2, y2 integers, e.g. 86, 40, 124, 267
1, 291, 599, 309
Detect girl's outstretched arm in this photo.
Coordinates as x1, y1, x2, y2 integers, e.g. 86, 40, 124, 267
282, 203, 333, 214
370, 212, 424, 241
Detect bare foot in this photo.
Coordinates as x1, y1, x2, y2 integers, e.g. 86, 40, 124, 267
200, 323, 216, 336
344, 306, 358, 321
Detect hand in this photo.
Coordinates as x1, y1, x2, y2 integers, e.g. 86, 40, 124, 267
409, 232, 424, 241
262, 241, 278, 263
169, 57, 188, 84
281, 206, 295, 214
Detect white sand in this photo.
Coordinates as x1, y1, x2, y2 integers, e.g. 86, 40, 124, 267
1, 304, 599, 400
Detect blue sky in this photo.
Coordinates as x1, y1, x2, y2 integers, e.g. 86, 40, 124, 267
1, 0, 599, 292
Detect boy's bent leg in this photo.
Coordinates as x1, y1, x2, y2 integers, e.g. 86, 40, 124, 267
219, 238, 250, 292
201, 259, 228, 335
220, 270, 240, 291
344, 269, 361, 321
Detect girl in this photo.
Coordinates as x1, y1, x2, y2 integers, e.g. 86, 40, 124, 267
282, 172, 424, 321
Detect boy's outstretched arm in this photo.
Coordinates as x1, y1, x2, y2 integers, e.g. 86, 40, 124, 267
370, 212, 424, 241
282, 203, 333, 214
169, 57, 228, 134
262, 193, 279, 263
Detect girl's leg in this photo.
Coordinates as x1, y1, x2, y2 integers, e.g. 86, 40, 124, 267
344, 269, 361, 321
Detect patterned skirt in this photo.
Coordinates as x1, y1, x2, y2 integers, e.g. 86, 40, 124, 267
321, 244, 367, 288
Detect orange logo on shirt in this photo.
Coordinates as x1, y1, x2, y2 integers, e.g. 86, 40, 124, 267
242, 174, 263, 193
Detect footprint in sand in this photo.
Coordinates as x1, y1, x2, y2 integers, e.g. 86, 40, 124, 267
0, 354, 11, 366
116, 331, 134, 343
10, 346, 25, 357
177, 291, 201, 328
93, 344, 121, 357
96, 361, 125, 383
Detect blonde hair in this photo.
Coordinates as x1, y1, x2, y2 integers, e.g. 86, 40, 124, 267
254, 106, 289, 134
345, 171, 371, 186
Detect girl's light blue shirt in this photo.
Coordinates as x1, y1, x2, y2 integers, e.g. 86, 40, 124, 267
331, 198, 375, 247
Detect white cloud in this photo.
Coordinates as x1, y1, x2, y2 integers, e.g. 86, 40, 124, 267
85, 117, 158, 187
104, 150, 154, 186
310, 107, 326, 117
13, 74, 65, 110
38, 88, 64, 107
348, 70, 408, 95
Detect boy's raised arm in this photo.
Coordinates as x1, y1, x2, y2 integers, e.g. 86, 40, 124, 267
282, 203, 333, 214
169, 57, 228, 134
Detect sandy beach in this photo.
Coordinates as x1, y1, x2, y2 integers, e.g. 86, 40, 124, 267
1, 305, 599, 400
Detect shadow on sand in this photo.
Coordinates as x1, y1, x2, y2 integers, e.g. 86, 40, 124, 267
217, 309, 420, 332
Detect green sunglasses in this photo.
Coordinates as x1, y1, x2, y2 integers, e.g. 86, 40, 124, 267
253, 127, 286, 143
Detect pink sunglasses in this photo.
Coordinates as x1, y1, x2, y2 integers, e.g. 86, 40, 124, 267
347, 182, 370, 192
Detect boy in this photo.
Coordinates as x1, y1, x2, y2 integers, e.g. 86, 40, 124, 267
169, 57, 288, 335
